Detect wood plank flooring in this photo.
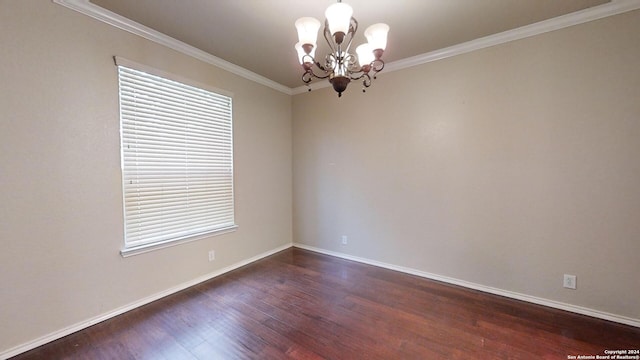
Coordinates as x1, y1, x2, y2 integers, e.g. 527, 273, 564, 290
11, 247, 640, 359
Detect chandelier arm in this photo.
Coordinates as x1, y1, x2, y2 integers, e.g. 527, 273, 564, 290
302, 69, 332, 83
342, 17, 358, 54
362, 73, 372, 88
371, 59, 385, 73
309, 69, 331, 80
344, 53, 360, 73
302, 72, 313, 84
348, 73, 365, 81
323, 20, 338, 54
305, 63, 332, 80
315, 61, 329, 73
309, 55, 329, 73
303, 53, 327, 72
302, 53, 332, 79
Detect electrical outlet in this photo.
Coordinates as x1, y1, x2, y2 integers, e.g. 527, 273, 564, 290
341, 235, 348, 245
208, 250, 215, 262
563, 274, 577, 289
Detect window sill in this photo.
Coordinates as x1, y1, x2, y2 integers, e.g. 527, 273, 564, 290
120, 225, 238, 258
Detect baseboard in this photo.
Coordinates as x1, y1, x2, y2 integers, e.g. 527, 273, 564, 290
292, 243, 640, 328
0, 243, 292, 360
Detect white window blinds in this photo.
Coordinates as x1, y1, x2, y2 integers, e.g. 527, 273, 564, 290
117, 60, 235, 253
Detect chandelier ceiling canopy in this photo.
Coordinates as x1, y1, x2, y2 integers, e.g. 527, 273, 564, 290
294, 0, 389, 97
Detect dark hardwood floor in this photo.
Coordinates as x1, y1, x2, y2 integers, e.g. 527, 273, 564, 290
11, 247, 640, 359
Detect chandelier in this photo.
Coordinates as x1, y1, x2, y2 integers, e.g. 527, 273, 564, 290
294, 1, 389, 97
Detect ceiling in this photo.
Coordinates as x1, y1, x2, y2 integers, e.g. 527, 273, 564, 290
90, 0, 609, 89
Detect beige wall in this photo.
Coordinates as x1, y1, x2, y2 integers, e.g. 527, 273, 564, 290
2, 0, 639, 356
0, 0, 291, 354
293, 10, 640, 320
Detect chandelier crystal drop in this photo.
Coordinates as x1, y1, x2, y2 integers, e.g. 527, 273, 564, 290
294, 0, 389, 97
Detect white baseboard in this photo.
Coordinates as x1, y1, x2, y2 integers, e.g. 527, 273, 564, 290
293, 243, 640, 328
0, 243, 292, 360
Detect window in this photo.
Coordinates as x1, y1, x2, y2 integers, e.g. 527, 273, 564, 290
116, 57, 236, 256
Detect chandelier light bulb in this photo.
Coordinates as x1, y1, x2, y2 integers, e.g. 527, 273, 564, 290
356, 43, 375, 66
295, 17, 321, 45
364, 23, 389, 51
325, 2, 353, 37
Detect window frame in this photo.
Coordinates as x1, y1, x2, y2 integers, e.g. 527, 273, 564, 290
115, 56, 237, 257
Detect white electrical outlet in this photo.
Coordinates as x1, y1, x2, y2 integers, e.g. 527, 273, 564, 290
208, 250, 215, 262
341, 235, 348, 245
563, 274, 577, 289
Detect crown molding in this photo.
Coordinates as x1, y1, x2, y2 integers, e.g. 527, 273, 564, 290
53, 0, 640, 97
52, 0, 293, 95
384, 0, 640, 74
